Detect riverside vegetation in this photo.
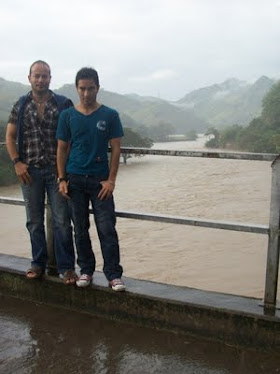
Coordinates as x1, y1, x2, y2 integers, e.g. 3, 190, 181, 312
205, 81, 280, 153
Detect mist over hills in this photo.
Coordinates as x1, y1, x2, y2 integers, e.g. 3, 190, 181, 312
0, 76, 276, 133
176, 76, 275, 127
54, 84, 208, 134
0, 78, 30, 121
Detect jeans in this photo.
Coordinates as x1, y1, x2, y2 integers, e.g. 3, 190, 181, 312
67, 174, 123, 281
21, 165, 75, 273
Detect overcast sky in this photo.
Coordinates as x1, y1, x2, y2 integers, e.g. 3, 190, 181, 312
1, 0, 280, 101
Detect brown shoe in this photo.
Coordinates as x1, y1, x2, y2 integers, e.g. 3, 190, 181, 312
60, 270, 78, 285
26, 266, 44, 279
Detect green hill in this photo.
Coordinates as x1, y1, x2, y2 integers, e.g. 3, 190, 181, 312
55, 84, 208, 133
177, 77, 275, 128
0, 78, 29, 122
0, 75, 275, 135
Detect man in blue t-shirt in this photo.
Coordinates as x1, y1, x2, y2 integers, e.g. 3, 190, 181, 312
56, 67, 125, 291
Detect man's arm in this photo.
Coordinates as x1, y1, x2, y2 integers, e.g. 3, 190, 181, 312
98, 137, 121, 200
5, 123, 32, 185
57, 139, 70, 199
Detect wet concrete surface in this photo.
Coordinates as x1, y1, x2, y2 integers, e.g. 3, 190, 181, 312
1, 294, 280, 374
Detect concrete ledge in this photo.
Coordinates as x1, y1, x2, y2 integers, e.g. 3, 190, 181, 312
0, 253, 279, 349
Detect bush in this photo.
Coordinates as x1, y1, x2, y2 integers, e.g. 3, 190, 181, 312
0, 146, 17, 186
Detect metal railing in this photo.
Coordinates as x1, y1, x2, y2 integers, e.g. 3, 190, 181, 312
0, 147, 279, 313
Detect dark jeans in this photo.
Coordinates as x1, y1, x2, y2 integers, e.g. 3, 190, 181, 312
21, 165, 75, 273
67, 174, 123, 281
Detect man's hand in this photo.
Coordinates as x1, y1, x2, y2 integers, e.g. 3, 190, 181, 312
15, 162, 32, 185
98, 180, 115, 200
58, 180, 70, 199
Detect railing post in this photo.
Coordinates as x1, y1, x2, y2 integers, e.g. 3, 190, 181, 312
46, 199, 58, 276
264, 157, 280, 311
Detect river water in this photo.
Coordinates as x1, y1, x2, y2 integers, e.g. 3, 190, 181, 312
0, 136, 276, 298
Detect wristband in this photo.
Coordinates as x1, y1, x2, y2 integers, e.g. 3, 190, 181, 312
57, 177, 67, 183
12, 157, 21, 165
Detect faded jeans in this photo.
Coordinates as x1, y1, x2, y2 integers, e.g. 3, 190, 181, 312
67, 173, 123, 281
21, 165, 75, 273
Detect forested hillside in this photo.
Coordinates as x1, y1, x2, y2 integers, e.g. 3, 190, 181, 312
205, 80, 280, 153
177, 77, 275, 128
0, 78, 29, 123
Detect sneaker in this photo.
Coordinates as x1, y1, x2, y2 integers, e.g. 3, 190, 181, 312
76, 274, 92, 288
109, 278, 126, 291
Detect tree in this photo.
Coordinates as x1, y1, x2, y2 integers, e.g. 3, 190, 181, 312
235, 82, 280, 152
0, 146, 17, 186
203, 81, 280, 153
219, 124, 243, 148
205, 127, 220, 148
0, 123, 6, 142
261, 81, 280, 130
148, 121, 176, 141
121, 127, 153, 164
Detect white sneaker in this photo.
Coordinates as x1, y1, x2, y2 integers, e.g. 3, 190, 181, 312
109, 278, 126, 291
76, 274, 92, 287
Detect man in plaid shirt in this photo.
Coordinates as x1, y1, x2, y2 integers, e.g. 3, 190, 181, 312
5, 60, 77, 284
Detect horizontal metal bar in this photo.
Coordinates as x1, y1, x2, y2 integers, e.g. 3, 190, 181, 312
0, 142, 277, 161
120, 147, 277, 162
115, 210, 269, 235
0, 197, 269, 234
0, 196, 25, 206
0, 196, 48, 207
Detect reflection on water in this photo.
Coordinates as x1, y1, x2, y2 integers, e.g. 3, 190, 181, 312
1, 295, 280, 374
0, 315, 38, 373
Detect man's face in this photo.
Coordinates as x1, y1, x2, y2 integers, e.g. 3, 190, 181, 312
28, 63, 51, 95
77, 79, 99, 107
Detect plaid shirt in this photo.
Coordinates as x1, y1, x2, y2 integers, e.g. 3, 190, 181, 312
8, 92, 72, 167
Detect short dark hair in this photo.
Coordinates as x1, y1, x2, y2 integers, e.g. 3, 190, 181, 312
75, 67, 99, 87
29, 60, 51, 76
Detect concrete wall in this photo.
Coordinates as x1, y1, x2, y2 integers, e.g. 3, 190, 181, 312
0, 253, 279, 350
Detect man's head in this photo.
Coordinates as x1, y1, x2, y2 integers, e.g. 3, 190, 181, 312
75, 67, 99, 87
75, 67, 100, 107
28, 60, 51, 95
29, 60, 51, 76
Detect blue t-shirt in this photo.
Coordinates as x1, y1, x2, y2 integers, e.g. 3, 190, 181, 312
56, 105, 124, 175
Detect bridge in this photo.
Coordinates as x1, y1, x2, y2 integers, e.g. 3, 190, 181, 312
0, 147, 280, 349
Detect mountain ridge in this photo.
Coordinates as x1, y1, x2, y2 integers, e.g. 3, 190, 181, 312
0, 76, 277, 131
176, 76, 275, 126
